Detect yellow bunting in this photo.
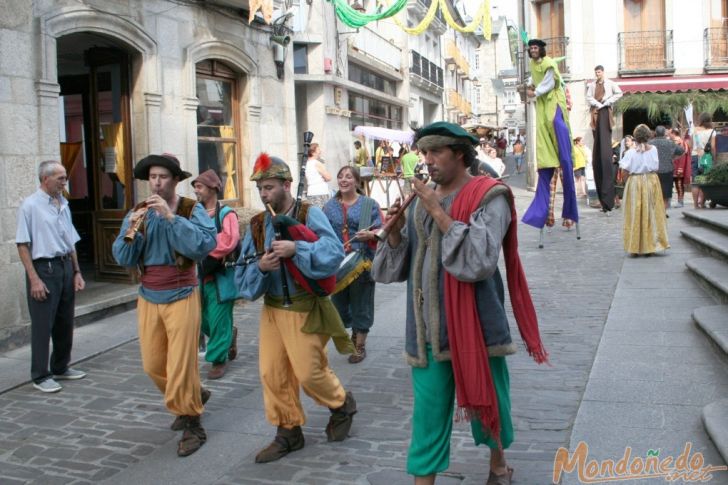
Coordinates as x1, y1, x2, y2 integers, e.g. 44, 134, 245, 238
389, 0, 491, 40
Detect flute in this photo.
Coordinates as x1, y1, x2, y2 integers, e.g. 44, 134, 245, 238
124, 201, 149, 242
374, 176, 428, 242
267, 203, 293, 307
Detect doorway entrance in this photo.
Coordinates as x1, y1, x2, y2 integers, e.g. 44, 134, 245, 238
57, 33, 134, 282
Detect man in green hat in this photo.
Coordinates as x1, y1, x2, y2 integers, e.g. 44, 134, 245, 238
372, 122, 548, 485
235, 153, 357, 464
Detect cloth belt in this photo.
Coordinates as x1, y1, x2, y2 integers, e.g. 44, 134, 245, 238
264, 292, 354, 354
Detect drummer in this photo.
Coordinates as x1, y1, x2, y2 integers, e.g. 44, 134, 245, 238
323, 166, 382, 364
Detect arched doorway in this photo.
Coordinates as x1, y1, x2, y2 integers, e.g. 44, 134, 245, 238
57, 33, 134, 281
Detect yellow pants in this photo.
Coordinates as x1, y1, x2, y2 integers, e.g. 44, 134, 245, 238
259, 305, 346, 428
137, 290, 204, 417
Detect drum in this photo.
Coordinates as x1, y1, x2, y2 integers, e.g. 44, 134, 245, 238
333, 251, 372, 294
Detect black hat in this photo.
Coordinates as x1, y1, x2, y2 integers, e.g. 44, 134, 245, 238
133, 153, 192, 181
528, 39, 547, 48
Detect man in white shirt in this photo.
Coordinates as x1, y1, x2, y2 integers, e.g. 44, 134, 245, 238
586, 65, 623, 214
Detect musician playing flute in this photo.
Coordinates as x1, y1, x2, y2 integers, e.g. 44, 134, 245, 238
235, 154, 357, 464
323, 166, 382, 364
371, 122, 548, 485
112, 154, 217, 457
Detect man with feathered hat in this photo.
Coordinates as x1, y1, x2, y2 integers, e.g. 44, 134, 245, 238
372, 122, 548, 485
112, 153, 217, 457
235, 153, 357, 463
522, 38, 579, 232
192, 169, 241, 380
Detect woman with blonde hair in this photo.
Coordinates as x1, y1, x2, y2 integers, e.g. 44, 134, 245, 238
618, 124, 670, 256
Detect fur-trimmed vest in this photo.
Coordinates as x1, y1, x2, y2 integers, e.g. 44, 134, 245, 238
404, 184, 517, 368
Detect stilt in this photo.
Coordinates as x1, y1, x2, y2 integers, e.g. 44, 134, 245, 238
576, 222, 581, 240
538, 227, 544, 249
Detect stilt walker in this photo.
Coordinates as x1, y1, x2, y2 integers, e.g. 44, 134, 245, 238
521, 39, 580, 247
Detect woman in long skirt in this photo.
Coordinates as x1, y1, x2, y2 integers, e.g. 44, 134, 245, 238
619, 124, 670, 256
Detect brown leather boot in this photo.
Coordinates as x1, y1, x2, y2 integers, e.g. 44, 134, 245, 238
177, 415, 207, 457
254, 426, 305, 463
326, 391, 357, 441
171, 387, 211, 430
348, 331, 367, 364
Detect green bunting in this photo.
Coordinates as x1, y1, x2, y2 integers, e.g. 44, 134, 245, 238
327, 0, 408, 28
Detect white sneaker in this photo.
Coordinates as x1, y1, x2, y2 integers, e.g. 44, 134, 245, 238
53, 368, 86, 380
33, 378, 62, 393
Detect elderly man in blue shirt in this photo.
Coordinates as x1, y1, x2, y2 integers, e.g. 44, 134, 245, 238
112, 153, 216, 457
16, 160, 87, 394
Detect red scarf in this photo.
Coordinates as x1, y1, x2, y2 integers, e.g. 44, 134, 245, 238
445, 176, 548, 447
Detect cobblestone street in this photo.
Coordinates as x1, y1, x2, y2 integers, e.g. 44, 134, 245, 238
1, 173, 726, 484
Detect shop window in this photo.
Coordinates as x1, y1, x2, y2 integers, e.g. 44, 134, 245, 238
196, 60, 240, 200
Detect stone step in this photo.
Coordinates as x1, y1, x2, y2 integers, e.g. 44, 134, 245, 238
693, 305, 728, 362
686, 257, 728, 304
682, 210, 728, 236
702, 399, 728, 466
681, 225, 728, 262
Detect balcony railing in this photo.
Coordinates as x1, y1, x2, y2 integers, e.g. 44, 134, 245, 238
351, 26, 402, 71
411, 51, 444, 88
444, 40, 470, 79
541, 36, 569, 74
704, 27, 728, 71
618, 30, 674, 75
446, 89, 472, 116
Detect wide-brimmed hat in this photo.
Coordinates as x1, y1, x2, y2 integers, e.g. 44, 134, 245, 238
133, 153, 192, 181
191, 169, 223, 193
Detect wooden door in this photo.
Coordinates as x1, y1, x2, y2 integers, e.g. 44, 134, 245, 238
87, 48, 135, 281
623, 0, 666, 70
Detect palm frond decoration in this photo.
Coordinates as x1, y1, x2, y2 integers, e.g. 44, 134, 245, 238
614, 91, 728, 123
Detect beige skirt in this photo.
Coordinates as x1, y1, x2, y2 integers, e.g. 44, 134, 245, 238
623, 173, 670, 255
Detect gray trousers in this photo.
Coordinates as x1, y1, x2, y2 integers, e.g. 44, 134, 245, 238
27, 256, 75, 383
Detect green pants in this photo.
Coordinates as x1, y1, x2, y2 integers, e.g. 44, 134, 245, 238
201, 280, 233, 365
407, 347, 513, 477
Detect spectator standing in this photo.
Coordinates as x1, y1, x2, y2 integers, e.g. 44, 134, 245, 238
353, 140, 369, 168
670, 128, 691, 207
16, 161, 87, 393
572, 137, 589, 198
692, 113, 716, 209
512, 137, 525, 174
305, 143, 332, 208
651, 126, 685, 213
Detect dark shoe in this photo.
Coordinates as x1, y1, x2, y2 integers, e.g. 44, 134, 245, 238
348, 345, 366, 364
207, 362, 227, 380
326, 391, 357, 441
348, 332, 367, 364
177, 415, 207, 457
171, 388, 211, 430
254, 426, 305, 463
228, 326, 238, 361
486, 467, 513, 485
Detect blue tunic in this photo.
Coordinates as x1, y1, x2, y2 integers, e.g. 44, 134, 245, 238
235, 206, 344, 301
322, 195, 382, 260
112, 201, 217, 304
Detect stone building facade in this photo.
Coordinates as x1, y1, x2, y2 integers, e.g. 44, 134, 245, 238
0, 0, 298, 346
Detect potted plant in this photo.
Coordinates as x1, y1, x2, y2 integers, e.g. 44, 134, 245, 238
697, 163, 728, 208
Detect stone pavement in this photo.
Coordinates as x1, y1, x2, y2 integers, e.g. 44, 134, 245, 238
0, 169, 726, 484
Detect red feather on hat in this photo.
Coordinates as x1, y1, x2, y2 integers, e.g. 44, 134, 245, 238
254, 152, 272, 175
